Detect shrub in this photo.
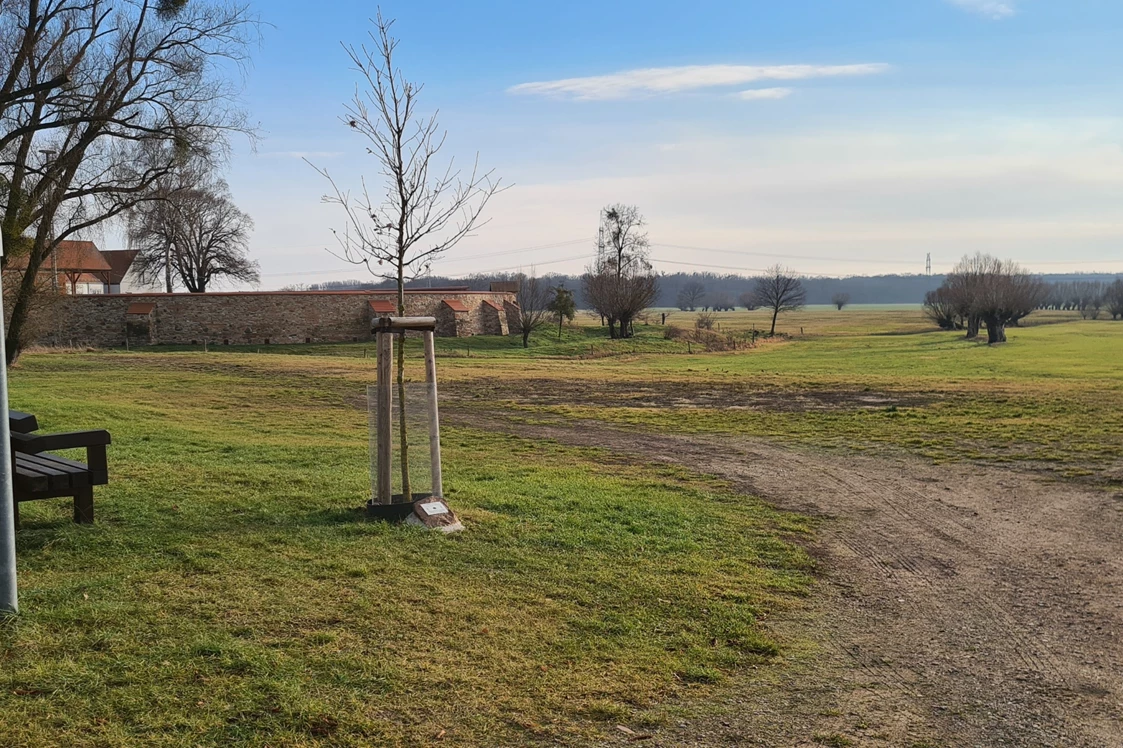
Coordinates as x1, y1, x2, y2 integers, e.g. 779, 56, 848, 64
695, 311, 716, 330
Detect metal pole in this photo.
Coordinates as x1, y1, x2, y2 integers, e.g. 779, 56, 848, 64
0, 231, 18, 614
423, 331, 443, 498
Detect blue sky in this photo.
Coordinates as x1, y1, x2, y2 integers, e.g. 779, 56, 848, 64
214, 0, 1123, 287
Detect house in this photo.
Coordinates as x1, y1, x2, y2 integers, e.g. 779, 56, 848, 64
6, 241, 146, 295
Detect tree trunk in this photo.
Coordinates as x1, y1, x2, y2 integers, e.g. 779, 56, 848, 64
522, 325, 531, 348
965, 314, 980, 340
396, 264, 410, 502
770, 308, 779, 335
165, 242, 173, 293
607, 318, 618, 338
985, 316, 1007, 344
5, 259, 45, 366
557, 315, 563, 339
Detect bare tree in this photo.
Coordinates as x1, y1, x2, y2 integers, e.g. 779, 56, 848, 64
707, 291, 734, 311
515, 272, 551, 348
311, 11, 502, 501
1, 0, 258, 361
738, 290, 758, 311
677, 280, 705, 311
940, 254, 1047, 343
1106, 279, 1123, 320
832, 292, 851, 311
754, 265, 805, 335
923, 286, 959, 330
129, 171, 258, 292
581, 204, 657, 338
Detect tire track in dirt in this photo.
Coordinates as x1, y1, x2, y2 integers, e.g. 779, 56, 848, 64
446, 408, 1123, 747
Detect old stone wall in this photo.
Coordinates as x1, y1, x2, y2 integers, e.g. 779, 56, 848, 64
51, 290, 519, 348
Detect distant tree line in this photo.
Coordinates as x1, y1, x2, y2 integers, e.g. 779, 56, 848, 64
1042, 280, 1123, 319
295, 270, 1123, 310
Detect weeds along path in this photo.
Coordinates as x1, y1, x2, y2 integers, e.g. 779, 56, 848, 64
446, 408, 1123, 747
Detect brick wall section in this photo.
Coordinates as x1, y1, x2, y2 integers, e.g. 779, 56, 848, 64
52, 290, 519, 347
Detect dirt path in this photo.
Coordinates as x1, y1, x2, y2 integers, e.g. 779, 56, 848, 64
448, 409, 1123, 747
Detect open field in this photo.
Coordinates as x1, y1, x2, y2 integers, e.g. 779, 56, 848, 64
3, 309, 1123, 746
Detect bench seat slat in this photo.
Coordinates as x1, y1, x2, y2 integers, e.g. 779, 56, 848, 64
19, 453, 90, 488
13, 461, 51, 494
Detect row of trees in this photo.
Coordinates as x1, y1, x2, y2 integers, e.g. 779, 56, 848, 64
1043, 280, 1123, 319
1, 0, 261, 361
677, 279, 850, 316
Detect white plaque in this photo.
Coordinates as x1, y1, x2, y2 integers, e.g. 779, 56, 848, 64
419, 501, 448, 517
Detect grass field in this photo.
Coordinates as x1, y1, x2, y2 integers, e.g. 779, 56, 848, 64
2, 350, 814, 746
2, 307, 1120, 745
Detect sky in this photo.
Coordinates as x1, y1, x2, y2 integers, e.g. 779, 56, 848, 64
203, 0, 1123, 288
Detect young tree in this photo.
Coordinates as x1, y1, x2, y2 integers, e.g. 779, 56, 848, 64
312, 12, 502, 501
581, 205, 657, 338
515, 272, 551, 348
128, 172, 258, 292
832, 292, 851, 311
754, 265, 805, 335
676, 280, 705, 311
547, 285, 576, 338
0, 0, 258, 362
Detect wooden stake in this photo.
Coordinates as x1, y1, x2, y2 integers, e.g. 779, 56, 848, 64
424, 331, 443, 498
376, 331, 393, 505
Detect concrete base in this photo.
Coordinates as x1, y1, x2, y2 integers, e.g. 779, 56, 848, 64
367, 495, 463, 533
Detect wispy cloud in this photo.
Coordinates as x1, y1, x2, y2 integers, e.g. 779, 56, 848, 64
508, 63, 890, 101
735, 87, 793, 101
947, 0, 1017, 19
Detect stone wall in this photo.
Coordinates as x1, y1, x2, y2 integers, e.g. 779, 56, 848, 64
51, 290, 519, 348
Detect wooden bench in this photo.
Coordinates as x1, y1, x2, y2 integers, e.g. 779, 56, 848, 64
9, 411, 111, 527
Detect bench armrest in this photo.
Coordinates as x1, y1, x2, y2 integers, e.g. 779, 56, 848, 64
8, 410, 38, 434
11, 429, 112, 455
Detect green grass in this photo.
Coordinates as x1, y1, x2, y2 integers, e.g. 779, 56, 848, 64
5, 308, 1119, 745
1, 353, 814, 746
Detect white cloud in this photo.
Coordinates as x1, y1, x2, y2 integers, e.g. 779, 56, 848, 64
735, 87, 793, 101
508, 63, 890, 101
947, 0, 1017, 19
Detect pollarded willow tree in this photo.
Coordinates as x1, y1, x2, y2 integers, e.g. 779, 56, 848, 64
935, 253, 1048, 343
311, 11, 502, 501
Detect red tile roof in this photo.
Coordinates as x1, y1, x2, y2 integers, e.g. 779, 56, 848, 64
369, 300, 396, 314
100, 249, 140, 285
126, 302, 156, 315
482, 299, 503, 310
442, 299, 469, 313
7, 240, 112, 273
